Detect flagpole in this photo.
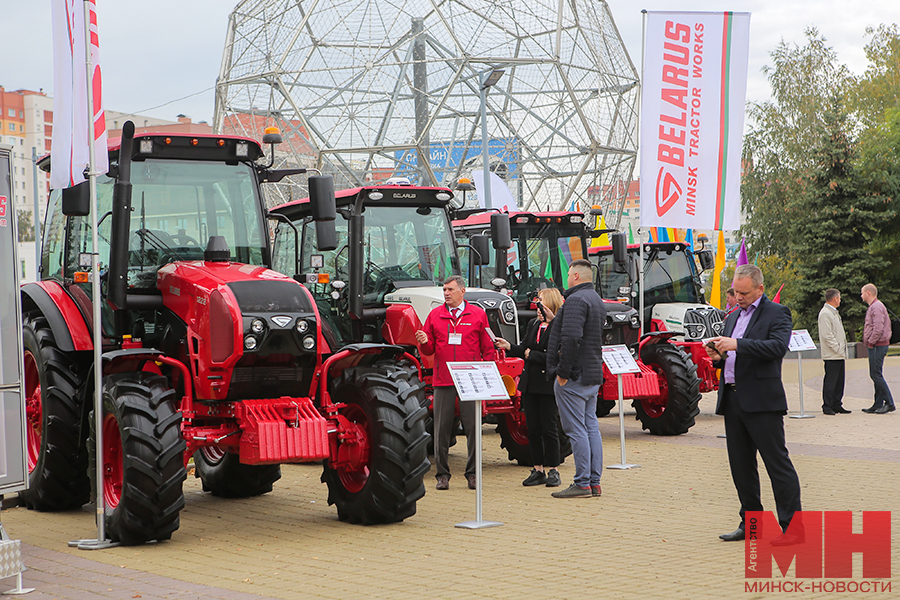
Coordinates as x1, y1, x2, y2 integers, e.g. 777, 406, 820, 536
72, 0, 112, 549
638, 10, 647, 338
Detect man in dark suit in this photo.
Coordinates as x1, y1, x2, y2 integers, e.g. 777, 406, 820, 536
706, 265, 802, 545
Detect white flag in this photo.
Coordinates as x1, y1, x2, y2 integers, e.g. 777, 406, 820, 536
472, 170, 516, 210
640, 11, 750, 231
51, 0, 108, 190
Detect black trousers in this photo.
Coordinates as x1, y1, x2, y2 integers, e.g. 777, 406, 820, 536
822, 360, 845, 411
722, 389, 801, 532
521, 391, 560, 467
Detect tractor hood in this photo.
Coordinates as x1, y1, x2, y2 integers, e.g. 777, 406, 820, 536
651, 302, 725, 341
384, 286, 520, 344
156, 260, 321, 401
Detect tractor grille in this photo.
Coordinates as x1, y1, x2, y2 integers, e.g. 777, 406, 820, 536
227, 280, 314, 313
682, 307, 726, 340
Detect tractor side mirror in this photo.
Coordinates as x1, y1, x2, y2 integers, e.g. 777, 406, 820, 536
696, 249, 714, 271
490, 213, 511, 250
61, 180, 90, 216
611, 232, 628, 273
309, 175, 337, 251
471, 235, 490, 266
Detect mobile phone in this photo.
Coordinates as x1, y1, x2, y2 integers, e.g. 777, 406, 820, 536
535, 300, 546, 319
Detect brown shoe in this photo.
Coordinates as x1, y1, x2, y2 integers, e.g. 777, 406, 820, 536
466, 475, 477, 490
436, 475, 449, 490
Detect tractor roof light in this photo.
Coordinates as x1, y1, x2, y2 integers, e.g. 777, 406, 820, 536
139, 139, 153, 154
515, 216, 529, 224
367, 191, 384, 200
435, 192, 451, 201
235, 142, 249, 157
262, 126, 283, 145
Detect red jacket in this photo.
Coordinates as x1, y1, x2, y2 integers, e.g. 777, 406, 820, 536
419, 302, 497, 387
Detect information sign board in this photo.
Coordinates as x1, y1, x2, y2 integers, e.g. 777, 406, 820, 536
789, 330, 817, 352
602, 345, 641, 375
446, 362, 509, 401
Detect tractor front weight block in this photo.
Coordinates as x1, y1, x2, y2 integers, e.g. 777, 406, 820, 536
235, 397, 330, 464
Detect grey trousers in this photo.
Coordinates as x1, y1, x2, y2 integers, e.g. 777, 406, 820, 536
554, 378, 603, 487
433, 386, 478, 479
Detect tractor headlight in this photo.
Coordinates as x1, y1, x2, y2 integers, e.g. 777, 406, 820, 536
244, 335, 258, 350
250, 318, 265, 334
630, 314, 640, 328
505, 311, 515, 323
302, 335, 316, 350
296, 319, 309, 333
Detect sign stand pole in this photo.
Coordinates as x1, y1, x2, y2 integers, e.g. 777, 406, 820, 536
606, 374, 640, 470
789, 350, 814, 419
456, 399, 502, 529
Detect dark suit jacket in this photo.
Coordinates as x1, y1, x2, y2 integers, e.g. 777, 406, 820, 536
506, 318, 554, 396
714, 295, 792, 415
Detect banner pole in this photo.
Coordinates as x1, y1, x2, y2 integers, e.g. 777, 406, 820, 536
69, 0, 114, 549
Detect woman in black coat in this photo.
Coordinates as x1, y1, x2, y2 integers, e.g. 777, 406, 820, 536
495, 287, 564, 487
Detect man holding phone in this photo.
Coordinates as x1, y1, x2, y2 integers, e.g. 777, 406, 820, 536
705, 265, 802, 546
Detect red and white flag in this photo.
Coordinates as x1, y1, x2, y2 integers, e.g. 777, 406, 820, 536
639, 11, 750, 231
51, 0, 108, 190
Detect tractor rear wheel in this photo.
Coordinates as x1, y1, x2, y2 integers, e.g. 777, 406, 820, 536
20, 314, 89, 511
322, 361, 429, 524
193, 448, 281, 498
596, 399, 617, 417
497, 412, 572, 466
90, 372, 186, 544
633, 343, 701, 435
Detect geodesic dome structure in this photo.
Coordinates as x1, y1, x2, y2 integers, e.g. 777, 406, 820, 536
214, 0, 639, 225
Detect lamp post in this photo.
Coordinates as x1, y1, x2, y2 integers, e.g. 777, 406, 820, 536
479, 68, 504, 209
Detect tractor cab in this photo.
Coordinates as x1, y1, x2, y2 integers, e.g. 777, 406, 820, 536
269, 185, 520, 350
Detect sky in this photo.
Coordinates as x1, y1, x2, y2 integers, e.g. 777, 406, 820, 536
0, 1, 897, 126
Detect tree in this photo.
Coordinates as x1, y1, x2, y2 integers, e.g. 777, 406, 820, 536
852, 24, 900, 128
789, 98, 894, 338
16, 209, 35, 242
741, 28, 853, 258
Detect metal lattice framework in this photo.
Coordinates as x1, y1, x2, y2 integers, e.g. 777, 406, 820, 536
214, 0, 639, 225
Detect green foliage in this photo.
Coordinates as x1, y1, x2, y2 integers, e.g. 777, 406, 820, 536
741, 24, 900, 338
16, 209, 35, 242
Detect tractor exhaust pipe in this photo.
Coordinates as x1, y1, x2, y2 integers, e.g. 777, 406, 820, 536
108, 121, 135, 310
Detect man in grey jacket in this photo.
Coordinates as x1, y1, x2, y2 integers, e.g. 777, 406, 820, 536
817, 288, 850, 415
546, 259, 606, 498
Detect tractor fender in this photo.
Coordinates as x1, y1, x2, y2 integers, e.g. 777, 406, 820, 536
21, 282, 93, 352
325, 343, 410, 380
637, 330, 678, 352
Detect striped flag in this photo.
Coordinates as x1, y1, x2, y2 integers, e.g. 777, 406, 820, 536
710, 230, 726, 309
639, 11, 750, 231
51, 0, 108, 190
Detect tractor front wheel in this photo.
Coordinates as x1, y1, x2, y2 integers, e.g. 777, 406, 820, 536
322, 361, 430, 524
20, 314, 89, 511
632, 343, 701, 435
89, 372, 186, 544
193, 448, 281, 498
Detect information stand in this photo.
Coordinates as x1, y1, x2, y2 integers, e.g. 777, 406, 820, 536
788, 330, 816, 419
602, 346, 640, 470
447, 362, 507, 529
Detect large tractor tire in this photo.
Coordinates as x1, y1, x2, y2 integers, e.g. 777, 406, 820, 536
20, 314, 90, 511
497, 412, 572, 466
633, 343, 701, 435
596, 399, 617, 418
322, 361, 430, 524
89, 372, 186, 544
193, 448, 281, 498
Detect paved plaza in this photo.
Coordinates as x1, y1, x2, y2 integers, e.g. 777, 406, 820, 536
2, 357, 897, 599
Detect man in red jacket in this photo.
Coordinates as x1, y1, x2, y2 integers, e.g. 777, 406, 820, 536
416, 275, 496, 490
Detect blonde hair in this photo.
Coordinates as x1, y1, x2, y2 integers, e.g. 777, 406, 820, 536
538, 287, 564, 314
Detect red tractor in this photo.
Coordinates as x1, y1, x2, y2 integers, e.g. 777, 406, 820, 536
454, 210, 702, 436
21, 123, 429, 544
266, 182, 541, 463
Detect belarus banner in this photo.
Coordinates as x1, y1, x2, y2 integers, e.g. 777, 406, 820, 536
51, 0, 108, 190
639, 11, 750, 231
